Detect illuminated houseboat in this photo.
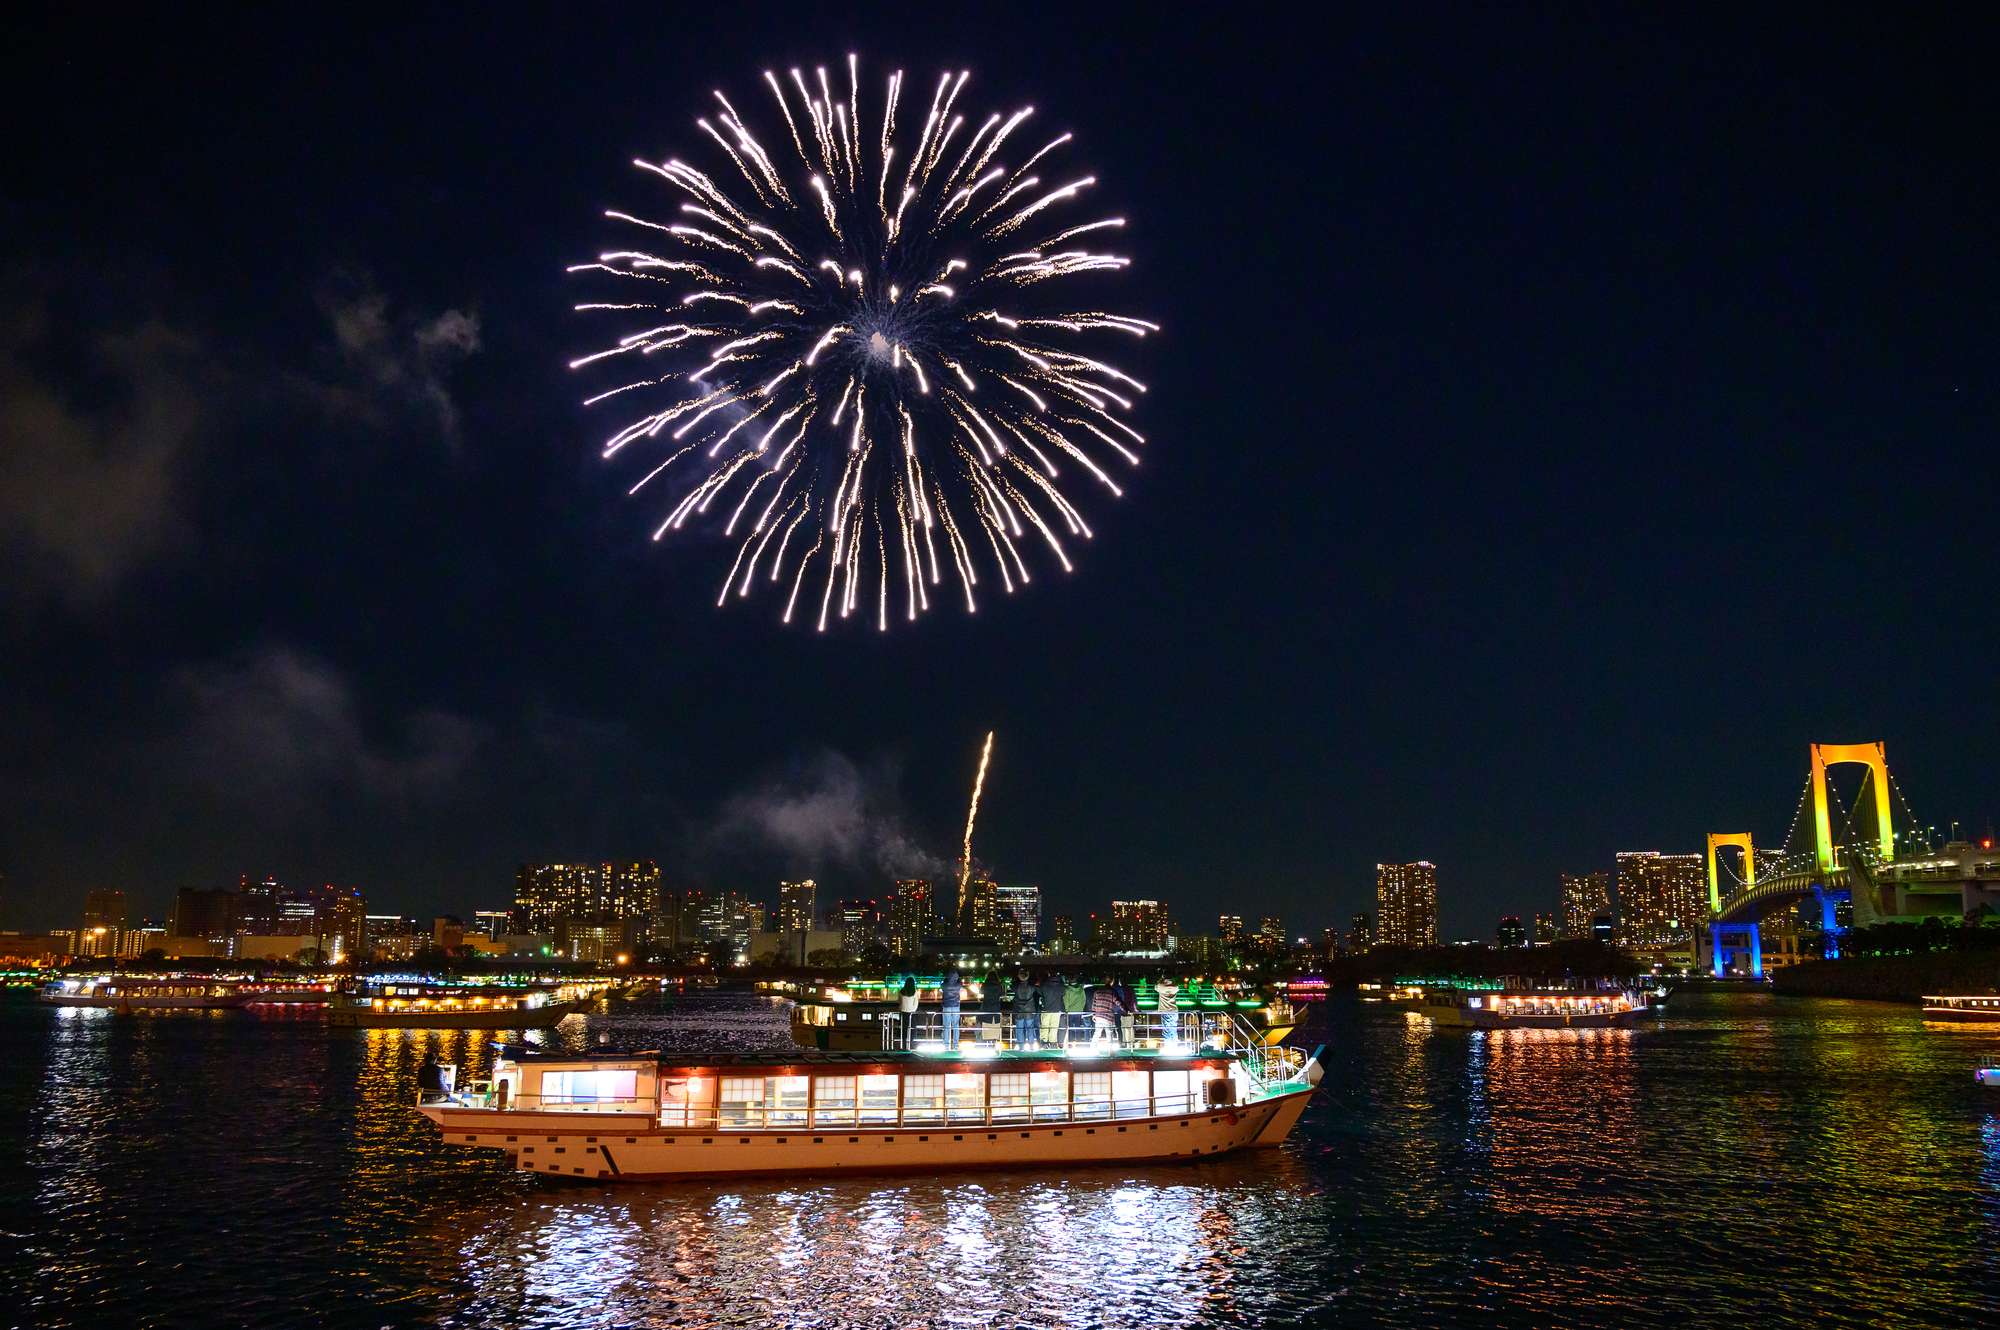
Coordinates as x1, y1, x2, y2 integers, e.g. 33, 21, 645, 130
416, 1037, 1322, 1183
1414, 983, 1650, 1029
38, 976, 251, 1010
1922, 993, 2000, 1024
327, 979, 606, 1028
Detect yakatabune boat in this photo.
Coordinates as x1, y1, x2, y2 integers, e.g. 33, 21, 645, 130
416, 1040, 1322, 1182
38, 976, 250, 1010
327, 979, 604, 1028
1414, 982, 1652, 1029
1922, 993, 2000, 1024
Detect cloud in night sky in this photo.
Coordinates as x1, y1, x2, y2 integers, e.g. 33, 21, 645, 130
311, 274, 481, 441
713, 751, 949, 881
0, 311, 208, 604
177, 646, 487, 803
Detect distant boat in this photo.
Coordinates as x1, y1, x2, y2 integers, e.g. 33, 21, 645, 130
1412, 982, 1652, 1030
39, 978, 249, 1010
1922, 993, 2000, 1024
326, 980, 603, 1028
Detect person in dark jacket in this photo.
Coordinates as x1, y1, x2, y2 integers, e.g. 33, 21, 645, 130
941, 967, 963, 1049
1114, 981, 1138, 1048
1011, 972, 1039, 1049
1038, 972, 1067, 1048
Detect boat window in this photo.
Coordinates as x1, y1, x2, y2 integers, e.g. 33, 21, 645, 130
1112, 1069, 1150, 1118
859, 1074, 899, 1123
902, 1073, 944, 1122
767, 1075, 809, 1126
1153, 1070, 1192, 1116
1073, 1070, 1112, 1120
944, 1072, 985, 1122
813, 1076, 858, 1125
719, 1076, 765, 1127
542, 1069, 637, 1105
1030, 1070, 1068, 1120
990, 1072, 1031, 1121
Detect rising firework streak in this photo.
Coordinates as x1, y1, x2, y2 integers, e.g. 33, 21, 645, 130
959, 730, 995, 916
569, 58, 1154, 629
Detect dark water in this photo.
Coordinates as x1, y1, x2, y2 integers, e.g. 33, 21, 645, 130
3, 987, 1998, 1328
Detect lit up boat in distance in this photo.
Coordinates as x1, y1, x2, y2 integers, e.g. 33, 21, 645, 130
327, 978, 607, 1028
1922, 994, 2000, 1024
38, 976, 250, 1010
416, 1038, 1323, 1183
1414, 981, 1653, 1029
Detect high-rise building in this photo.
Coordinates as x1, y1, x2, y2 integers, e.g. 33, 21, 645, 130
1349, 911, 1374, 951
1317, 926, 1342, 956
1560, 871, 1612, 939
236, 876, 280, 935
887, 880, 939, 956
171, 888, 237, 943
1376, 863, 1438, 948
1219, 916, 1244, 948
995, 884, 1042, 950
473, 910, 510, 941
82, 889, 129, 933
1049, 913, 1078, 953
1104, 900, 1171, 954
324, 886, 366, 962
959, 878, 1002, 939
513, 863, 657, 939
1532, 912, 1557, 944
778, 880, 818, 936
1258, 918, 1285, 955
366, 915, 425, 961
1496, 915, 1526, 947
836, 899, 881, 954
1613, 852, 1705, 946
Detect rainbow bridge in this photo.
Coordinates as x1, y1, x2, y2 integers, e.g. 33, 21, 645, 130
1700, 743, 2000, 976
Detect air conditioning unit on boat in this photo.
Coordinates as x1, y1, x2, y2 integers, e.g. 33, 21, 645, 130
1205, 1078, 1237, 1107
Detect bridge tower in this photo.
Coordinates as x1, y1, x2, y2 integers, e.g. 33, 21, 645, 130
1706, 833, 1755, 913
1704, 832, 1762, 976
1812, 742, 1893, 871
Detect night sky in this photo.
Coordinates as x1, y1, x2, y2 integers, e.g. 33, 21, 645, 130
3, 7, 1995, 939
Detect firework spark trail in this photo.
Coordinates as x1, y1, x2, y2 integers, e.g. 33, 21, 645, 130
570, 57, 1154, 628
958, 730, 995, 914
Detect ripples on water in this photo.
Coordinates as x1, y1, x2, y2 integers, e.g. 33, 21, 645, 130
4, 988, 2000, 1327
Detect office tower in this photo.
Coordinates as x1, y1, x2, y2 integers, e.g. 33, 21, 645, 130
324, 886, 366, 961
836, 899, 881, 954
1219, 915, 1244, 947
1658, 854, 1705, 940
1496, 915, 1526, 947
473, 910, 510, 941
959, 878, 1001, 938
1533, 912, 1557, 944
1258, 918, 1285, 955
887, 879, 938, 956
1049, 913, 1078, 953
1108, 900, 1171, 953
1375, 863, 1439, 947
172, 888, 238, 940
995, 884, 1042, 950
1590, 913, 1616, 944
236, 876, 280, 934
1560, 871, 1612, 939
82, 889, 129, 933
778, 880, 818, 936
1349, 911, 1374, 951
1318, 926, 1341, 955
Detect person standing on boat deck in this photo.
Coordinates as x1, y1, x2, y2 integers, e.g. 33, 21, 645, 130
1012, 971, 1039, 1049
1063, 972, 1088, 1045
898, 976, 919, 1047
1114, 980, 1138, 1047
1038, 972, 1067, 1048
1156, 975, 1180, 1047
941, 967, 963, 1049
1089, 979, 1119, 1045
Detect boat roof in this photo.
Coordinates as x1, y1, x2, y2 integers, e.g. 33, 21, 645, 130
493, 1045, 1236, 1069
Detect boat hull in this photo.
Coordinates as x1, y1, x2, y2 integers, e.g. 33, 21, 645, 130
328, 997, 590, 1029
1922, 1006, 2000, 1024
420, 1083, 1315, 1182
39, 994, 248, 1010
1423, 1005, 1643, 1030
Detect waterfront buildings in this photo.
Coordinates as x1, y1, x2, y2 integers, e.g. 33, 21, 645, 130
1048, 912, 1077, 953
1496, 915, 1526, 947
1533, 912, 1557, 944
1560, 871, 1612, 939
1099, 899, 1172, 954
510, 862, 659, 936
958, 878, 1002, 938
1349, 911, 1373, 951
170, 888, 235, 945
887, 880, 939, 956
1219, 915, 1243, 949
1376, 862, 1439, 947
836, 899, 881, 954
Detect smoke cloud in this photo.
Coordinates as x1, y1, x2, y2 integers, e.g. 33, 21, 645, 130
712, 751, 948, 880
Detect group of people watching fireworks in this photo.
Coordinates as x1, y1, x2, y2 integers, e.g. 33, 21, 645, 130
896, 969, 1184, 1050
